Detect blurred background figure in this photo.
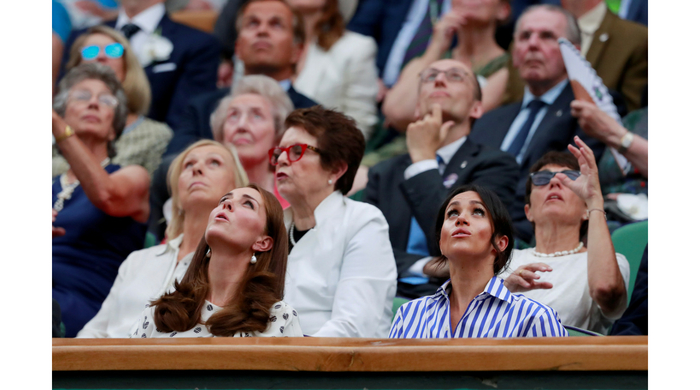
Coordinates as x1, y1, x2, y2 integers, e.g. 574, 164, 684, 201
275, 106, 397, 337
289, 0, 379, 139
211, 75, 295, 208
52, 63, 151, 337
54, 0, 73, 95
55, 25, 173, 178
77, 140, 246, 338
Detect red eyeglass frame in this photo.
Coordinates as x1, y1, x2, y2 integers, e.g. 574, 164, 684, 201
268, 143, 322, 166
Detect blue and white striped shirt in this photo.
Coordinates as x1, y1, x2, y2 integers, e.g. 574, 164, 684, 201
389, 276, 568, 338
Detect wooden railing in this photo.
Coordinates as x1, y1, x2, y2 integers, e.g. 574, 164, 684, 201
53, 336, 647, 372
169, 10, 219, 33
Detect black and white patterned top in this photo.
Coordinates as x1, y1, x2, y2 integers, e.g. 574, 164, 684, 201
130, 300, 303, 338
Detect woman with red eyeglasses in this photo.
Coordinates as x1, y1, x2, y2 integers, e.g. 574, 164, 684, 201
268, 106, 397, 337
54, 25, 172, 179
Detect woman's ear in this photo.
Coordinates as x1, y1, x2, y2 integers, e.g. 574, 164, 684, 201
252, 236, 273, 253
331, 161, 348, 183
495, 234, 508, 253
524, 203, 533, 222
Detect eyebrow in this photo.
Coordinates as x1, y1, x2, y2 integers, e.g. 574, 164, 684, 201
447, 200, 486, 209
241, 193, 260, 206
219, 192, 233, 202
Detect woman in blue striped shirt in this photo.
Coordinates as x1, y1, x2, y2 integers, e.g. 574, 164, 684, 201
389, 184, 567, 338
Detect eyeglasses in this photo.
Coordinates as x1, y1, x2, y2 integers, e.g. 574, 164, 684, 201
268, 144, 322, 166
530, 170, 581, 186
419, 67, 470, 83
81, 43, 125, 60
68, 90, 119, 108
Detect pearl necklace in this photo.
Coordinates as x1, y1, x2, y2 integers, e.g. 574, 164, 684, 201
289, 222, 297, 247
532, 242, 584, 258
53, 158, 110, 213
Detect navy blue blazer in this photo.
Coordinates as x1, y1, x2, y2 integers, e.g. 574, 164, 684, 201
165, 85, 318, 155
347, 0, 414, 77
60, 14, 221, 130
470, 82, 606, 242
364, 138, 519, 298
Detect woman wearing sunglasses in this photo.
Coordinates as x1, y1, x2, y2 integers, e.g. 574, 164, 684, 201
500, 137, 630, 334
52, 63, 151, 337
54, 25, 172, 178
270, 106, 397, 337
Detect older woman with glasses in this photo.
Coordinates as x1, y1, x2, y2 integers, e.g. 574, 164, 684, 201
271, 106, 397, 337
496, 138, 629, 334
52, 63, 151, 337
54, 25, 172, 178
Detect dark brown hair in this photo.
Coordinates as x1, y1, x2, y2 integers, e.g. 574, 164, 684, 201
524, 151, 587, 240
235, 0, 306, 45
284, 106, 365, 195
151, 184, 288, 336
434, 184, 514, 275
314, 0, 345, 51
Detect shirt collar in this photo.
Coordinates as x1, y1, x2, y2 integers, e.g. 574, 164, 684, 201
522, 78, 569, 109
284, 190, 344, 230
436, 136, 467, 166
156, 233, 184, 256
278, 79, 292, 92
578, 2, 608, 35
434, 276, 513, 305
116, 3, 166, 35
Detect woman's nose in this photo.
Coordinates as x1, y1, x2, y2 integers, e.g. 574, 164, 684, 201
276, 150, 291, 166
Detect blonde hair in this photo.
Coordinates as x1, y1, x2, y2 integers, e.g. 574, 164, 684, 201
210, 75, 294, 144
66, 25, 152, 116
165, 140, 249, 242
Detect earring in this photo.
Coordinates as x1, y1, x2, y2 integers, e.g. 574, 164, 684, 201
206, 248, 211, 258
251, 255, 257, 264
178, 209, 184, 216
328, 179, 333, 185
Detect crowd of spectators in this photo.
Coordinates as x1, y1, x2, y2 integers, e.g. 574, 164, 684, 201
52, 0, 648, 340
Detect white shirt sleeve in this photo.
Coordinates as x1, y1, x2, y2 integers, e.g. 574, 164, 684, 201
404, 159, 439, 180
340, 34, 379, 139
130, 306, 157, 338
311, 210, 398, 338
407, 256, 434, 277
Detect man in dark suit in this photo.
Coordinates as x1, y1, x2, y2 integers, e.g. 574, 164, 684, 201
470, 5, 605, 243
149, 0, 317, 240
364, 59, 519, 298
61, 0, 220, 130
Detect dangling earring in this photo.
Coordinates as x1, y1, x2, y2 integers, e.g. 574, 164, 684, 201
250, 254, 257, 264
206, 248, 211, 258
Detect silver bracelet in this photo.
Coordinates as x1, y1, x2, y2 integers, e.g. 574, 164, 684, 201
587, 208, 607, 220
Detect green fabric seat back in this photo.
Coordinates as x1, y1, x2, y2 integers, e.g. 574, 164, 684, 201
611, 220, 648, 304
392, 297, 410, 321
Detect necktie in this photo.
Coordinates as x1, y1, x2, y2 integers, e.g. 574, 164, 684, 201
402, 155, 445, 285
401, 0, 444, 69
506, 99, 546, 157
121, 23, 141, 39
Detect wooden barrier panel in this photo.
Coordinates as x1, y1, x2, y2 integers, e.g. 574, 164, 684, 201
53, 336, 647, 372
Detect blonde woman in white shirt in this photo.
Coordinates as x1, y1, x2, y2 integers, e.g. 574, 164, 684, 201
289, 0, 379, 139
271, 106, 397, 337
77, 140, 247, 337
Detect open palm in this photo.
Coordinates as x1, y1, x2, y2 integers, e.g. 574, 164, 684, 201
556, 136, 603, 206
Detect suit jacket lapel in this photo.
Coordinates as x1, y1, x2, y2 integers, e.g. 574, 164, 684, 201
443, 137, 480, 179
295, 44, 330, 97
586, 9, 614, 69
521, 83, 573, 167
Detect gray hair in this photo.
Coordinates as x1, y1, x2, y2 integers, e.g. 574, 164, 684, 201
53, 63, 129, 158
210, 75, 294, 143
515, 4, 581, 45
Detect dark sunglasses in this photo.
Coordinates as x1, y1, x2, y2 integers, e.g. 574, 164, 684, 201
81, 43, 124, 60
530, 170, 581, 186
268, 143, 321, 166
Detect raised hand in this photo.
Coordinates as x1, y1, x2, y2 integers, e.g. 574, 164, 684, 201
430, 11, 468, 55
570, 100, 626, 145
503, 262, 553, 292
557, 136, 604, 209
52, 209, 66, 238
406, 104, 455, 163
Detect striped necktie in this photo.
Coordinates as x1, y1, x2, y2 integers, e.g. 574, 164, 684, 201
401, 0, 444, 69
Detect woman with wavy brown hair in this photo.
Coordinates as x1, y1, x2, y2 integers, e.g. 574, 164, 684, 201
131, 184, 303, 338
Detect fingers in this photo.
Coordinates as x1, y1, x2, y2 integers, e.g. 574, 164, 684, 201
573, 136, 597, 172
52, 226, 66, 238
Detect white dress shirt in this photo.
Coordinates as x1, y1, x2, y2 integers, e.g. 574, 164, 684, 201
578, 1, 608, 56
283, 191, 397, 337
76, 234, 194, 338
500, 79, 568, 164
115, 2, 166, 62
383, 0, 452, 86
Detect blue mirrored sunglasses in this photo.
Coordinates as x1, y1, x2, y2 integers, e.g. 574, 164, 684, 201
530, 170, 581, 186
81, 43, 124, 60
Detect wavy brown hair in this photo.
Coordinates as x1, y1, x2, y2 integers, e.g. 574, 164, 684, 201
151, 184, 288, 336
314, 0, 345, 51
